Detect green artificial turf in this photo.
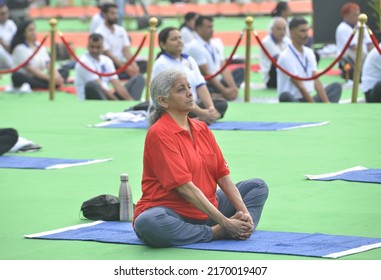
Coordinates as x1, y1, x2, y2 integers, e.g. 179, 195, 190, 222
0, 91, 380, 260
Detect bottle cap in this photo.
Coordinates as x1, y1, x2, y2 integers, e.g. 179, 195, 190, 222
120, 173, 129, 181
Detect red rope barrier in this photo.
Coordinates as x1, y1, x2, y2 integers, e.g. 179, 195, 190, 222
369, 30, 381, 55
59, 32, 147, 77
204, 32, 244, 80
253, 30, 356, 81
0, 35, 49, 75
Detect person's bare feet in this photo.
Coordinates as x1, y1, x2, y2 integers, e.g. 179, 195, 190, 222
211, 212, 245, 240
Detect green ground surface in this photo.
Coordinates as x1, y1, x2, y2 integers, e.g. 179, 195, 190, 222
1, 7, 380, 261
0, 91, 380, 260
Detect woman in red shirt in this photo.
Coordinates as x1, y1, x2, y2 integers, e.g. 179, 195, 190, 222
133, 69, 269, 247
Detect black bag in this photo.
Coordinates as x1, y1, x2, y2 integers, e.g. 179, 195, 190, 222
80, 194, 120, 221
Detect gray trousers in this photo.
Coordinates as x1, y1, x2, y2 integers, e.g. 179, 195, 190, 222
134, 178, 269, 248
279, 82, 342, 103
208, 67, 245, 93
84, 74, 145, 100
365, 81, 381, 103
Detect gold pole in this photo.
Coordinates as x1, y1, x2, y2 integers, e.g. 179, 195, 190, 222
145, 17, 158, 102
351, 14, 367, 103
244, 16, 253, 103
48, 18, 57, 101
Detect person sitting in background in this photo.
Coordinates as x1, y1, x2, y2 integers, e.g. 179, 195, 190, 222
335, 2, 373, 80
270, 0, 291, 38
94, 2, 144, 81
152, 27, 226, 124
277, 17, 342, 103
259, 17, 290, 89
133, 69, 269, 248
75, 33, 144, 101
270, 1, 292, 24
89, 0, 115, 34
0, 3, 17, 70
10, 20, 64, 91
0, 128, 41, 155
361, 43, 381, 103
179, 12, 198, 45
185, 15, 244, 101
4, 0, 33, 26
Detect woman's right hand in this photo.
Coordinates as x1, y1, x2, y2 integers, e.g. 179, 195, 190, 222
221, 212, 253, 240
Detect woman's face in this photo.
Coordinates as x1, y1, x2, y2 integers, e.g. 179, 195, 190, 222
160, 30, 183, 57
24, 23, 37, 42
164, 74, 194, 113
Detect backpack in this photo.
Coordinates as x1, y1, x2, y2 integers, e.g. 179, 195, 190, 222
80, 194, 120, 221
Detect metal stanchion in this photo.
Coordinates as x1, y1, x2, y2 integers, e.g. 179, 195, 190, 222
351, 14, 367, 103
244, 16, 253, 103
49, 18, 57, 101
145, 17, 158, 102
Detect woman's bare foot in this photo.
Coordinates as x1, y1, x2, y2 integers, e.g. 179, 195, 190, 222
211, 212, 245, 240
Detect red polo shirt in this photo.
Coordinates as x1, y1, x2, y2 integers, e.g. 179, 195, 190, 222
133, 112, 230, 221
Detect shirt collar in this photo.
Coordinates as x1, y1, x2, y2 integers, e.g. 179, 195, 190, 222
161, 112, 202, 134
162, 52, 189, 60
23, 41, 38, 48
289, 43, 304, 56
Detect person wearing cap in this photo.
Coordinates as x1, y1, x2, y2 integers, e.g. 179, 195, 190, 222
335, 2, 373, 80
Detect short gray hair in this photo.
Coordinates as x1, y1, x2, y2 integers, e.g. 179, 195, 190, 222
149, 69, 186, 126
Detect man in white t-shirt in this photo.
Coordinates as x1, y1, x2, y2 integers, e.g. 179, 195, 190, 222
259, 17, 291, 88
75, 33, 144, 101
361, 43, 381, 102
184, 15, 243, 101
94, 2, 143, 80
89, 0, 115, 34
277, 17, 342, 103
179, 12, 198, 45
0, 3, 16, 69
335, 2, 373, 80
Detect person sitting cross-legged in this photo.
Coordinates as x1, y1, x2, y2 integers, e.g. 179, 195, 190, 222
133, 69, 269, 248
277, 17, 342, 103
185, 15, 244, 101
74, 33, 144, 101
152, 27, 227, 124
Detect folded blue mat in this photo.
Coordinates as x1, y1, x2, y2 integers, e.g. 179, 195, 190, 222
94, 121, 329, 131
306, 166, 381, 184
25, 221, 381, 258
0, 155, 112, 169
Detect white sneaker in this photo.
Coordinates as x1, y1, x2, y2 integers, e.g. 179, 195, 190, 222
19, 83, 32, 93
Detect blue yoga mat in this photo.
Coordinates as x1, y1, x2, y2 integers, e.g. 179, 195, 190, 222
306, 166, 381, 184
0, 155, 112, 169
25, 221, 381, 259
93, 121, 329, 131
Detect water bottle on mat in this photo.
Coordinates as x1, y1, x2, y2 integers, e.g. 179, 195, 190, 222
119, 174, 134, 221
